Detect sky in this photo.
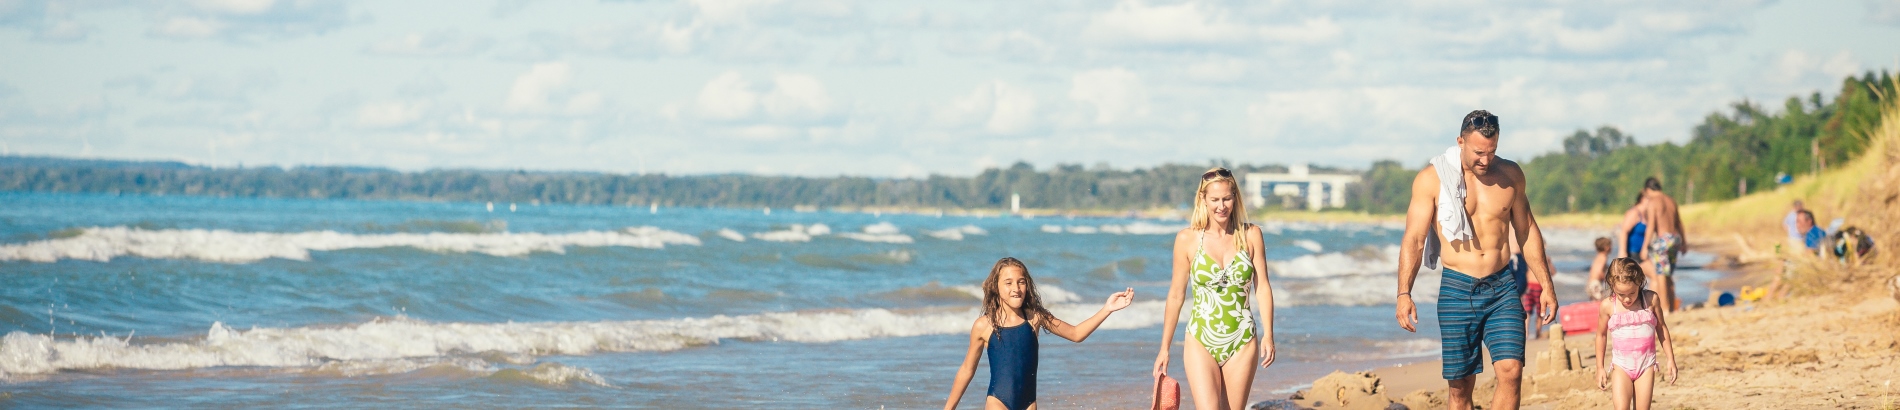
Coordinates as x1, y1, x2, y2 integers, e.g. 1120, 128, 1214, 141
1, 0, 1897, 177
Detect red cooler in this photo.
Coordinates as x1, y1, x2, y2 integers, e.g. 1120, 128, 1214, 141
1558, 301, 1600, 336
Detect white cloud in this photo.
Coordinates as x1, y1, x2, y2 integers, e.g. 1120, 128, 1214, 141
146, 0, 355, 41
1259, 16, 1342, 45
1185, 56, 1248, 83
149, 16, 223, 39
190, 0, 277, 15
1767, 50, 1861, 88
689, 0, 781, 25
504, 62, 572, 112
695, 71, 758, 120
692, 71, 835, 122
941, 81, 1039, 135
1873, 0, 1900, 25
761, 74, 832, 119
3, 0, 1896, 176
366, 30, 494, 57
1069, 68, 1149, 125
1083, 0, 1255, 47
356, 101, 426, 128
939, 30, 1058, 62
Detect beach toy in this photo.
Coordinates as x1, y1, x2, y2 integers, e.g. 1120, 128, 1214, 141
1558, 301, 1599, 336
1739, 286, 1768, 302
1717, 292, 1736, 307
1152, 372, 1180, 410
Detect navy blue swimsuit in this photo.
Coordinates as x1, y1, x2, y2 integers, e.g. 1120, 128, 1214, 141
1627, 221, 1647, 256
986, 322, 1038, 410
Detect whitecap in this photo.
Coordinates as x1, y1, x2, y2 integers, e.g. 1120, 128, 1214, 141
0, 301, 1167, 378
716, 229, 746, 242
0, 226, 701, 263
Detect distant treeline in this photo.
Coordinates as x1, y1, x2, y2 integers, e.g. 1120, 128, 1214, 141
1354, 70, 1897, 214
0, 156, 1355, 211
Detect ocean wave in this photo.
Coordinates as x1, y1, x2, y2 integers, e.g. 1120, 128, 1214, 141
0, 300, 1164, 378
0, 226, 700, 263
750, 223, 830, 243
1041, 222, 1180, 235
871, 283, 1080, 304
1263, 245, 1444, 306
923, 225, 987, 241
1268, 246, 1399, 279
488, 363, 611, 387
716, 229, 746, 242
837, 222, 912, 244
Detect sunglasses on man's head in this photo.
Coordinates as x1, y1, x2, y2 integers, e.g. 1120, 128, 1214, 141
1464, 115, 1497, 129
1202, 168, 1233, 180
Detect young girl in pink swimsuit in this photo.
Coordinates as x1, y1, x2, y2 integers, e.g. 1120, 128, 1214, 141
1594, 257, 1679, 410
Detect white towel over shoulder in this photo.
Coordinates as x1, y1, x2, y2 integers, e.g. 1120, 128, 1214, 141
1423, 146, 1472, 270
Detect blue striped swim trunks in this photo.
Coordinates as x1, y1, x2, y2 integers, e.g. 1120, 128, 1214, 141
1438, 266, 1527, 380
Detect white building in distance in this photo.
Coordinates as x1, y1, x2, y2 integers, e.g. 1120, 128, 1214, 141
1243, 164, 1360, 211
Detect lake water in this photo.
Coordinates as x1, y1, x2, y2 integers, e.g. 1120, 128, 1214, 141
0, 192, 1719, 408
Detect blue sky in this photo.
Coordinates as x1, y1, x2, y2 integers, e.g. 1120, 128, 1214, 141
2, 0, 1897, 177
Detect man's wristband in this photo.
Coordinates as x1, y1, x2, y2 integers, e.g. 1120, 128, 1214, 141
1397, 292, 1410, 298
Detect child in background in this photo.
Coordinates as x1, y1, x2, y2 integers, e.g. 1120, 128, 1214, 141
1587, 237, 1613, 300
1595, 257, 1679, 410
944, 257, 1135, 410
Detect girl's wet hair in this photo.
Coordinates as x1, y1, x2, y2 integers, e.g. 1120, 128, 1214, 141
1594, 237, 1612, 253
981, 257, 1053, 336
1607, 257, 1645, 289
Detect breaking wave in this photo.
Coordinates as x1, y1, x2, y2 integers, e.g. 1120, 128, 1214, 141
1039, 222, 1181, 235
0, 226, 701, 263
0, 299, 1162, 379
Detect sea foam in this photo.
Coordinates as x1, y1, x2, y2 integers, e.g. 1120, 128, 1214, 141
0, 299, 1165, 379
0, 226, 701, 263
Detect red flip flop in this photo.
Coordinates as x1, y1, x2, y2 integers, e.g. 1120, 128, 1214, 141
1152, 372, 1180, 410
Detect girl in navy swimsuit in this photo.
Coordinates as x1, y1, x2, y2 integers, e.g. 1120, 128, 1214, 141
943, 257, 1135, 410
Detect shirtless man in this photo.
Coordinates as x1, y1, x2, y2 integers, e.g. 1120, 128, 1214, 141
1638, 177, 1686, 312
1395, 110, 1558, 410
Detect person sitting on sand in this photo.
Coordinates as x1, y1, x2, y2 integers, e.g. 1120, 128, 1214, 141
1587, 237, 1613, 300
1395, 110, 1557, 410
1154, 167, 1278, 410
1783, 200, 1807, 247
944, 257, 1135, 410
1795, 210, 1826, 254
1595, 257, 1678, 410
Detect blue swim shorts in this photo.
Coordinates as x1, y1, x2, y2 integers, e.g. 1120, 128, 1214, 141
1438, 266, 1528, 380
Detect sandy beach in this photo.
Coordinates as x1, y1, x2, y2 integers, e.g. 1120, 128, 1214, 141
1274, 286, 1900, 409
1268, 91, 1900, 410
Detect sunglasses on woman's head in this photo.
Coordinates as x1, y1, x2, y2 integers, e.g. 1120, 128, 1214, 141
1202, 168, 1233, 180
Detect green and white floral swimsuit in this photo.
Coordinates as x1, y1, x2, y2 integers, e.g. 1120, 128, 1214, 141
1188, 229, 1256, 365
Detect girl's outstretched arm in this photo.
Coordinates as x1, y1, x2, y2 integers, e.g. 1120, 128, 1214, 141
1651, 290, 1678, 385
1045, 288, 1135, 343
1249, 224, 1276, 368
1155, 230, 1195, 377
1594, 298, 1612, 391
944, 317, 991, 410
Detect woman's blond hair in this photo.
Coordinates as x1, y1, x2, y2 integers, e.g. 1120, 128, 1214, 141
1189, 168, 1251, 252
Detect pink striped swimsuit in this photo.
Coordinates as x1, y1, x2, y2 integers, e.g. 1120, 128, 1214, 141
1607, 294, 1657, 380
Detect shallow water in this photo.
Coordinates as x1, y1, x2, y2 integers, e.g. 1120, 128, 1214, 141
0, 192, 1720, 407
